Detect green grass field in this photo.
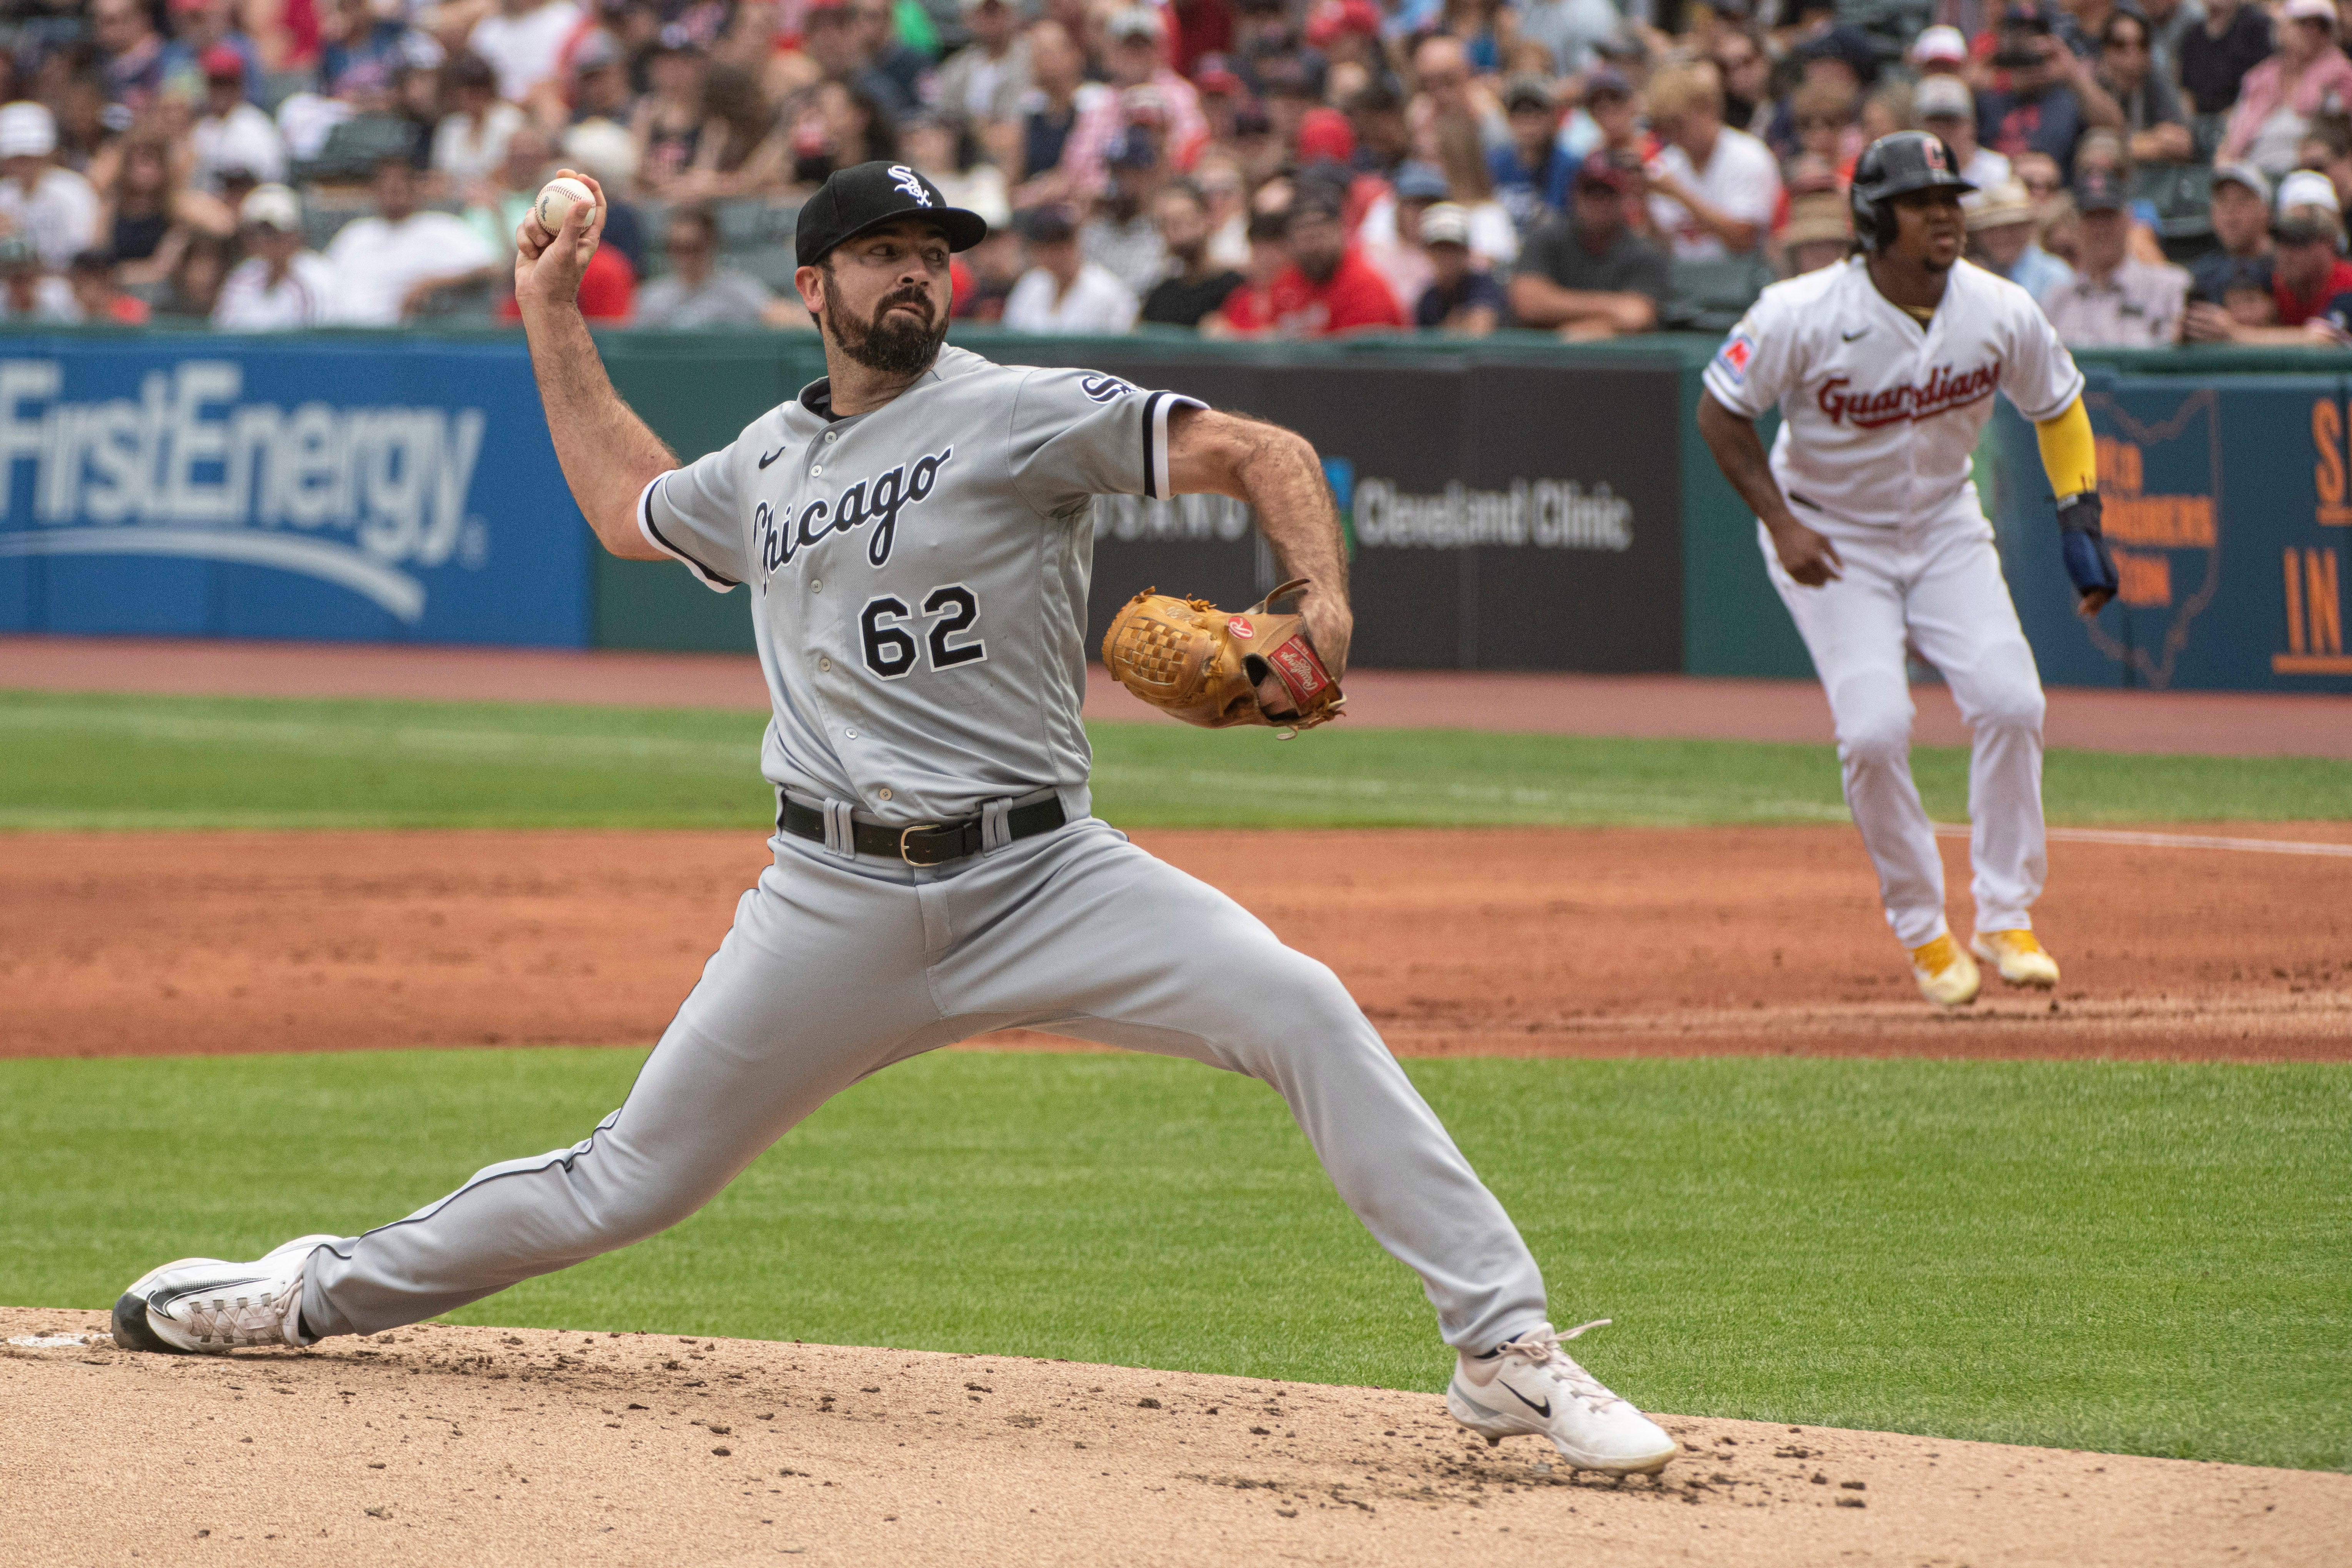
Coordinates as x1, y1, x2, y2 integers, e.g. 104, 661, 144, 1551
4, 688, 2350, 829
3, 1049, 2344, 1472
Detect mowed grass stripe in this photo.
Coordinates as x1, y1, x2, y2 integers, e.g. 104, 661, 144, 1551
3, 689, 2350, 828
2, 1049, 2344, 1471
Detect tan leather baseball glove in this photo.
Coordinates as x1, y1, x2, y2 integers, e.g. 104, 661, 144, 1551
1101, 577, 1345, 733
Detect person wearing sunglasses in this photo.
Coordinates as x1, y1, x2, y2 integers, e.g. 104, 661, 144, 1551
2095, 10, 2194, 165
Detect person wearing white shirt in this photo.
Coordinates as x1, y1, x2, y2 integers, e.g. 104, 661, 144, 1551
191, 50, 287, 190
1642, 63, 1780, 262
1915, 75, 2013, 195
432, 52, 528, 189
214, 183, 338, 329
0, 102, 98, 267
323, 157, 500, 325
1002, 206, 1138, 332
467, 0, 584, 105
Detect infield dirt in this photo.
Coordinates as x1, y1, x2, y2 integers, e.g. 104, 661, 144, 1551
5, 823, 2347, 1061
7, 1308, 2345, 1568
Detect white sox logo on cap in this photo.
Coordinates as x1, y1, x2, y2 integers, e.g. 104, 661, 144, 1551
889, 165, 932, 206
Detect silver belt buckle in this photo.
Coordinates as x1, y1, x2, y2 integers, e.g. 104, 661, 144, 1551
898, 823, 942, 865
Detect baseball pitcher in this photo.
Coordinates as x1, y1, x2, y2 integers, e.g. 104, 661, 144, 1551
1697, 131, 2117, 1008
109, 162, 1677, 1477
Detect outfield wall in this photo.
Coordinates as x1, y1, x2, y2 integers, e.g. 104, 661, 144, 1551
0, 328, 2343, 692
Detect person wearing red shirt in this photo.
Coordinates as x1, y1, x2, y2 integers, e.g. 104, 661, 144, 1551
2200, 171, 2352, 340
1213, 190, 1404, 335
500, 240, 635, 321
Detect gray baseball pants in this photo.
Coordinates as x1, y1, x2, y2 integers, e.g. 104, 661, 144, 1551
302, 816, 1548, 1352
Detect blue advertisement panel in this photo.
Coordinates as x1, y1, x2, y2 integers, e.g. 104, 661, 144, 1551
1992, 372, 2352, 693
0, 335, 588, 647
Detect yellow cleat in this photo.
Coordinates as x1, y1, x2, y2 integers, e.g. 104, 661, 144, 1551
1909, 934, 1982, 1008
1972, 929, 2060, 988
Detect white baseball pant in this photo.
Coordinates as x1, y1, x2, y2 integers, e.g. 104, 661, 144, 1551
1759, 509, 2049, 949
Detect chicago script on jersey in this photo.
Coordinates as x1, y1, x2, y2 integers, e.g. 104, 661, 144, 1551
756, 446, 955, 578
1816, 364, 1998, 429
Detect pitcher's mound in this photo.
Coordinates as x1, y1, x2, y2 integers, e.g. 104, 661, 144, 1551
6, 1308, 2339, 1566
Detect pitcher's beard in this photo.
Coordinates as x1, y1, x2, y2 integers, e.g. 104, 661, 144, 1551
822, 273, 948, 377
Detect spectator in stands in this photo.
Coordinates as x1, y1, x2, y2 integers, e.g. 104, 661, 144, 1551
1977, 2, 2125, 182
1562, 67, 1642, 166
634, 205, 804, 326
1789, 80, 1861, 185
93, 0, 168, 115
1412, 202, 1502, 333
1432, 115, 1517, 267
214, 182, 338, 329
462, 120, 555, 251
1011, 21, 1117, 210
192, 45, 286, 191
2042, 166, 2187, 344
2182, 167, 2275, 338
799, 0, 913, 118
1508, 150, 1667, 338
1489, 75, 1569, 237
2179, 0, 2272, 123
0, 233, 76, 320
1777, 190, 1852, 276
1965, 178, 2075, 304
163, 0, 261, 102
55, 72, 119, 177
0, 102, 100, 268
558, 29, 638, 132
1091, 10, 1208, 174
1193, 151, 1251, 267
67, 248, 148, 323
1519, 0, 1621, 78
2220, 0, 2352, 177
468, 0, 585, 107
1908, 24, 1969, 76
784, 78, 890, 191
163, 231, 232, 318
318, 0, 431, 106
1713, 27, 1775, 138
1082, 129, 1168, 299
2256, 171, 2352, 333
900, 111, 1009, 227
2140, 0, 2202, 82
1917, 77, 2012, 192
1202, 205, 1288, 336
937, 0, 1030, 143
1140, 178, 1243, 326
323, 155, 500, 323
1003, 203, 1140, 331
434, 53, 527, 192
1214, 185, 1404, 334
1644, 62, 1779, 261
630, 34, 712, 197
851, 0, 935, 113
2096, 9, 2194, 165
99, 131, 235, 287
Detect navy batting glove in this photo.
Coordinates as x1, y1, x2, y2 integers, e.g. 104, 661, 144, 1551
2057, 493, 2117, 604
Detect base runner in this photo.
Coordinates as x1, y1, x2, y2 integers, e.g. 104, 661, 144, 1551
1696, 132, 2118, 1008
108, 162, 1679, 1478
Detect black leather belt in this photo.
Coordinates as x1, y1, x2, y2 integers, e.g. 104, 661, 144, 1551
779, 795, 1067, 867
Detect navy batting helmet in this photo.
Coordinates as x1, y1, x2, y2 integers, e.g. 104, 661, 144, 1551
1848, 131, 1975, 251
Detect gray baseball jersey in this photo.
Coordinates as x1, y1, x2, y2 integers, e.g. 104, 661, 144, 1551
637, 343, 1204, 824
297, 343, 1553, 1360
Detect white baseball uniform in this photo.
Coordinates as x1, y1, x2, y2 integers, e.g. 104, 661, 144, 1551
1704, 256, 2084, 949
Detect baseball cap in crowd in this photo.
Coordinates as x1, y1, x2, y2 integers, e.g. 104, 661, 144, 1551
1419, 202, 1472, 248
1915, 74, 1975, 122
1573, 149, 1630, 193
2284, 0, 2338, 23
239, 183, 302, 233
1192, 55, 1244, 96
2002, 1, 2056, 29
1781, 191, 1852, 248
2275, 169, 2345, 243
200, 43, 244, 82
1107, 7, 1165, 43
570, 29, 625, 73
1290, 185, 1347, 224
1797, 25, 1880, 87
1392, 160, 1449, 201
2073, 167, 2128, 213
793, 160, 990, 265
1304, 0, 1380, 47
1018, 205, 1077, 244
1502, 73, 1553, 113
1295, 106, 1356, 163
648, 21, 705, 53
1909, 24, 1969, 68
2210, 162, 2272, 204
0, 101, 56, 159
1964, 179, 2039, 230
1582, 67, 1632, 103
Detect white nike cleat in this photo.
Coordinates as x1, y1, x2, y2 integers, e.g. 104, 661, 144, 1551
1446, 1319, 1677, 1476
111, 1235, 341, 1354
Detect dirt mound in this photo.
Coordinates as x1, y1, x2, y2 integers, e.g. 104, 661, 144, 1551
4, 826, 2347, 1061
6, 1308, 2340, 1567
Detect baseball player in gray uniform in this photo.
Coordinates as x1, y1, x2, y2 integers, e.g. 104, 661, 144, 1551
110, 162, 1677, 1476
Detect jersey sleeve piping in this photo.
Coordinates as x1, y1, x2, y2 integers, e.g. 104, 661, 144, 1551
1141, 390, 1208, 499
636, 472, 740, 593
2012, 364, 2087, 426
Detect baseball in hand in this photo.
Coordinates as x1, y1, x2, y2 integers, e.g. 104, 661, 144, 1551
533, 176, 595, 235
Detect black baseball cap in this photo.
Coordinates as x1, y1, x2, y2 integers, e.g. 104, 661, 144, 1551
793, 160, 989, 267
2073, 166, 2127, 213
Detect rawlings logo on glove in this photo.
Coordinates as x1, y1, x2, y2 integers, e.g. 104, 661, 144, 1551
1102, 578, 1345, 734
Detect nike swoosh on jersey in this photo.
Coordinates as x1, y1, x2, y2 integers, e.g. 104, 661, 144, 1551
1841, 328, 1867, 341
758, 447, 787, 469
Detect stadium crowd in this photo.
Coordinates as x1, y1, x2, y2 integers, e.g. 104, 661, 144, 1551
0, 0, 2345, 343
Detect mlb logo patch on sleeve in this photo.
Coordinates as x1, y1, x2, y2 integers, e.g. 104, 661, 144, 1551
1715, 331, 1755, 383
